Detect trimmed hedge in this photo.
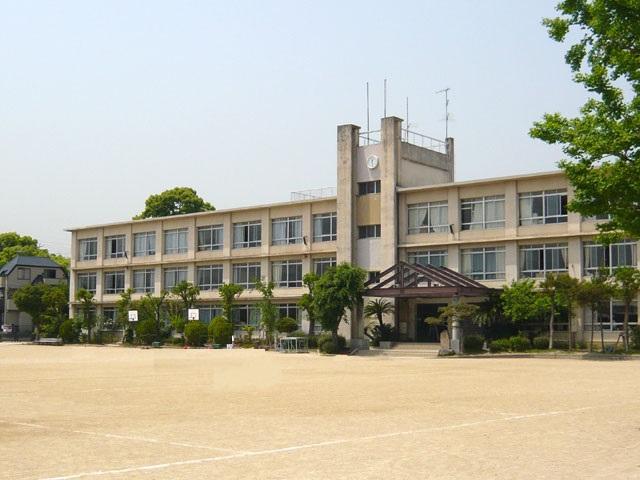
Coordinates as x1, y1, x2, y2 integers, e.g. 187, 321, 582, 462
533, 336, 549, 349
317, 333, 346, 354
488, 338, 511, 353
208, 316, 233, 345
463, 334, 485, 352
509, 336, 531, 352
276, 317, 298, 334
184, 321, 208, 347
59, 319, 78, 344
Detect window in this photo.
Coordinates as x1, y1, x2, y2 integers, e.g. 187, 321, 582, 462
313, 257, 336, 276
164, 228, 188, 254
104, 271, 125, 294
101, 308, 118, 330
197, 225, 223, 251
408, 201, 449, 234
368, 271, 380, 283
199, 305, 223, 324
17, 268, 31, 280
520, 243, 568, 278
232, 263, 261, 288
272, 260, 303, 287
519, 190, 568, 225
105, 235, 126, 258
460, 196, 505, 230
232, 305, 261, 329
407, 250, 448, 268
78, 238, 97, 261
583, 240, 636, 276
358, 180, 381, 195
197, 265, 223, 291
163, 267, 187, 290
313, 212, 337, 242
77, 272, 97, 293
133, 232, 156, 257
277, 304, 301, 329
132, 269, 155, 293
272, 217, 302, 245
233, 221, 261, 248
586, 300, 638, 331
461, 246, 505, 280
43, 269, 57, 279
358, 224, 381, 239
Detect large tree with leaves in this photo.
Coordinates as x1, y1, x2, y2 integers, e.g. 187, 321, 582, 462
134, 187, 214, 219
298, 272, 319, 335
0, 232, 69, 272
611, 266, 640, 351
530, 1, 640, 238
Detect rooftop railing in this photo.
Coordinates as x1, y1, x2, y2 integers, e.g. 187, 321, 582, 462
359, 129, 447, 153
290, 187, 337, 201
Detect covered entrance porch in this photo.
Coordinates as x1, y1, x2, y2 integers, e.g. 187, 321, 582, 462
362, 262, 494, 343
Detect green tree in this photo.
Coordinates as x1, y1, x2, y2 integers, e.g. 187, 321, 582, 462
12, 284, 47, 339
276, 317, 298, 334
501, 279, 548, 325
576, 273, 613, 352
218, 283, 244, 324
171, 281, 200, 311
424, 303, 480, 335
298, 272, 319, 335
76, 288, 96, 343
255, 279, 277, 345
530, 1, 640, 239
0, 232, 69, 272
363, 298, 395, 345
116, 288, 134, 341
312, 263, 366, 341
611, 266, 640, 351
134, 187, 214, 219
134, 292, 170, 344
539, 273, 579, 349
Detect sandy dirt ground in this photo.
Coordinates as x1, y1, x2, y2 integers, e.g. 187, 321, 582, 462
1, 344, 640, 480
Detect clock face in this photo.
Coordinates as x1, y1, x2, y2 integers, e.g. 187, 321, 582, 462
366, 155, 379, 170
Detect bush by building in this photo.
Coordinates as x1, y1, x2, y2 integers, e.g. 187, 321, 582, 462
184, 321, 208, 347
276, 317, 298, 334
532, 336, 549, 349
488, 338, 511, 353
209, 316, 233, 345
509, 336, 531, 352
58, 318, 80, 343
317, 332, 346, 354
463, 334, 485, 353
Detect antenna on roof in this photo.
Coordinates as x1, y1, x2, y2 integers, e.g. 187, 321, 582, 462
383, 78, 387, 117
366, 81, 370, 144
436, 87, 451, 139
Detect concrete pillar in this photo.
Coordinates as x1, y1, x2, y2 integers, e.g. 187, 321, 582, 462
446, 138, 455, 181
380, 117, 402, 269
336, 124, 360, 265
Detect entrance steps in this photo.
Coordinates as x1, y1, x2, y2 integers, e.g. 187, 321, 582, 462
359, 342, 441, 358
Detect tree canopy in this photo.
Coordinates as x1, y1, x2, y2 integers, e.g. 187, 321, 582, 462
134, 187, 214, 219
530, 1, 640, 238
0, 232, 69, 271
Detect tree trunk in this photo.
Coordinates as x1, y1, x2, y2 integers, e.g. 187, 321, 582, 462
599, 309, 605, 353
307, 317, 315, 336
548, 305, 555, 350
568, 309, 573, 351
624, 303, 630, 352
589, 309, 595, 353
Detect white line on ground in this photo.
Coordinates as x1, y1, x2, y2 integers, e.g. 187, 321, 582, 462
37, 403, 617, 480
0, 420, 245, 454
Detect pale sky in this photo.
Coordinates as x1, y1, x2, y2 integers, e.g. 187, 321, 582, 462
0, 1, 586, 257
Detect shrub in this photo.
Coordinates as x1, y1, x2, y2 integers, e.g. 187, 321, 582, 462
209, 316, 233, 345
533, 336, 549, 349
123, 327, 134, 344
276, 317, 298, 334
317, 332, 346, 354
135, 318, 158, 345
289, 330, 307, 337
171, 336, 185, 346
184, 321, 208, 347
463, 334, 484, 352
509, 336, 531, 352
488, 338, 511, 353
307, 334, 318, 349
576, 340, 587, 350
59, 319, 78, 343
552, 340, 569, 350
631, 326, 640, 350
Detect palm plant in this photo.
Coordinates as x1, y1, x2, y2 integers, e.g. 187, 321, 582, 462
363, 299, 395, 345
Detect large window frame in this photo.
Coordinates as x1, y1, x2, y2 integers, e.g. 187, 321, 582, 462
407, 250, 448, 268
232, 262, 261, 289
163, 228, 188, 255
197, 225, 223, 251
78, 238, 98, 261
105, 235, 127, 259
197, 264, 224, 291
232, 304, 261, 329
461, 246, 506, 280
408, 201, 449, 234
520, 243, 569, 278
133, 232, 156, 257
271, 260, 303, 288
460, 196, 505, 230
77, 272, 97, 293
163, 267, 188, 290
519, 189, 568, 225
358, 180, 381, 195
104, 270, 125, 295
313, 212, 337, 242
233, 221, 262, 248
585, 300, 638, 332
132, 269, 155, 294
358, 224, 381, 239
271, 217, 303, 245
199, 305, 223, 324
583, 240, 637, 276
313, 257, 336, 276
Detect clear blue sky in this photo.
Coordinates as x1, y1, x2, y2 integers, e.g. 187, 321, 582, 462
0, 1, 586, 256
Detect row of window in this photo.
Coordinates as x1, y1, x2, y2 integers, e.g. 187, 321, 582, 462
407, 240, 637, 280
16, 268, 58, 281
407, 190, 569, 234
78, 213, 338, 261
76, 257, 337, 295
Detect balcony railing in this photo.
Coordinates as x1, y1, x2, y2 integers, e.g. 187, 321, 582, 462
290, 187, 337, 201
359, 129, 447, 153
